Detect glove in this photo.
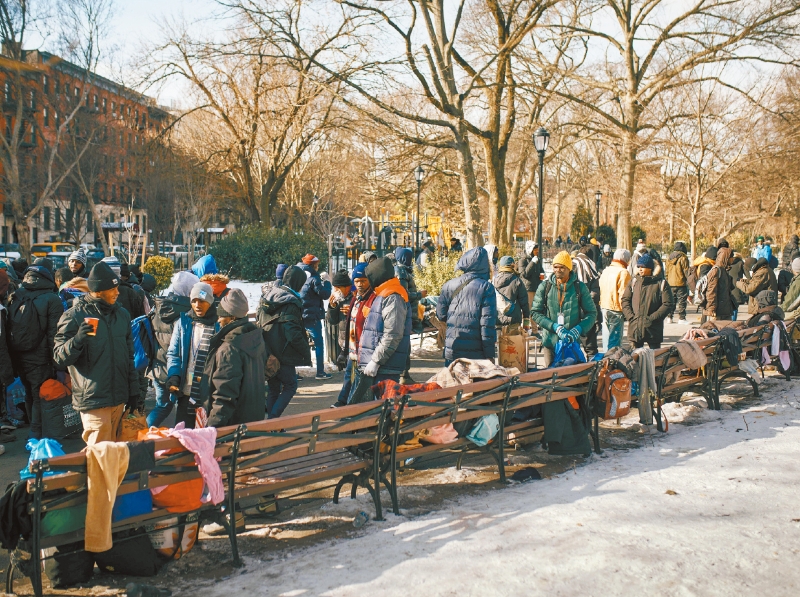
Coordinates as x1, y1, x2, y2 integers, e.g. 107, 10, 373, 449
364, 360, 380, 377
566, 325, 582, 343
73, 321, 94, 346
167, 376, 181, 392
555, 325, 568, 340
336, 352, 348, 371
127, 395, 139, 413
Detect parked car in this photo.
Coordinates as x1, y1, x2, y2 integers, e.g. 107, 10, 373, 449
31, 243, 75, 257
0, 243, 21, 260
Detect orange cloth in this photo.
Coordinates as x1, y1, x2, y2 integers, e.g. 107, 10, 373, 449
375, 278, 409, 302
207, 280, 227, 297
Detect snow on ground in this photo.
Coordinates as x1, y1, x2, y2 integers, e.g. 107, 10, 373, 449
182, 376, 800, 597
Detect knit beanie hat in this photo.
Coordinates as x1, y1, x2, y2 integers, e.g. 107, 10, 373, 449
498, 256, 515, 267
140, 273, 157, 293
276, 264, 288, 281
190, 282, 214, 303
716, 238, 729, 248
552, 251, 573, 271
792, 257, 800, 275
217, 288, 249, 319
756, 289, 778, 311
68, 249, 87, 265
301, 254, 319, 265
613, 248, 631, 263
332, 271, 352, 287
365, 256, 395, 290
705, 246, 719, 261
352, 263, 368, 280
171, 271, 201, 297
120, 263, 130, 277
637, 253, 655, 269
33, 257, 54, 273
87, 262, 119, 292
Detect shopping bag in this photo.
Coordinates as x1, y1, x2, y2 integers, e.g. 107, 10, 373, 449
20, 438, 66, 479
552, 339, 587, 367
498, 330, 528, 373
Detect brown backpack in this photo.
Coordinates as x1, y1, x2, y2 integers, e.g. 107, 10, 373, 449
594, 362, 632, 420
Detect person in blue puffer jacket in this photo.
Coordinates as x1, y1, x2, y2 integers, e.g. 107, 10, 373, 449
436, 247, 497, 365
298, 254, 332, 379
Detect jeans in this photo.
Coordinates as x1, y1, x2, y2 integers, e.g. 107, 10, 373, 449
146, 383, 173, 427
731, 309, 738, 321
335, 359, 356, 406
20, 365, 50, 439
266, 363, 298, 418
601, 309, 625, 353
669, 285, 688, 320
305, 319, 326, 375
347, 368, 400, 404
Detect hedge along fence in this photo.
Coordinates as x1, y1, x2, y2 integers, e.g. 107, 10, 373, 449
415, 252, 462, 296
210, 227, 328, 281
142, 256, 175, 292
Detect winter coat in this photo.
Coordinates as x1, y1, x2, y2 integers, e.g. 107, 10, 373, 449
737, 259, 778, 315
395, 247, 422, 327
704, 248, 735, 320
191, 255, 218, 278
599, 260, 632, 312
298, 265, 331, 322
325, 289, 353, 350
728, 254, 746, 283
0, 306, 15, 385
359, 278, 411, 375
693, 254, 715, 279
151, 293, 192, 384
8, 272, 63, 370
258, 283, 312, 367
166, 312, 220, 389
530, 271, 597, 350
518, 254, 544, 294
753, 244, 773, 262
666, 251, 689, 287
782, 273, 800, 319
493, 270, 529, 326
436, 247, 497, 361
621, 275, 674, 345
117, 281, 144, 320
782, 235, 799, 270
201, 320, 267, 428
53, 295, 138, 412
59, 278, 89, 311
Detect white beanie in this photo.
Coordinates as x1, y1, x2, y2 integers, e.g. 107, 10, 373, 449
613, 248, 631, 264
525, 240, 537, 256
792, 257, 800, 275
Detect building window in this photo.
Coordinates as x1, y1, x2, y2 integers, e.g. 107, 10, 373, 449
43, 107, 49, 127
128, 133, 132, 148
3, 82, 10, 102
43, 207, 51, 230
54, 208, 61, 230
111, 100, 116, 114
87, 209, 92, 230
74, 86, 79, 98
32, 228, 38, 243
29, 90, 34, 109
28, 123, 35, 145
119, 131, 123, 146
93, 94, 98, 109
43, 75, 49, 94
112, 185, 117, 201
102, 97, 107, 112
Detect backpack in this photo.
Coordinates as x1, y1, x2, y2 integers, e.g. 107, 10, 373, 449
666, 255, 687, 286
594, 360, 632, 420
693, 274, 709, 306
495, 287, 517, 318
7, 292, 45, 352
131, 314, 156, 372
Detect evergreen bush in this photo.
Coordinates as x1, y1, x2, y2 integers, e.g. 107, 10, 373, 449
415, 252, 462, 296
142, 256, 174, 292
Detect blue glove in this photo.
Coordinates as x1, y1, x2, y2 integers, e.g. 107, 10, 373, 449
567, 324, 582, 343
555, 325, 568, 340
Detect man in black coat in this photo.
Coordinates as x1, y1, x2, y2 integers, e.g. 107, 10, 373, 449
621, 254, 674, 349
518, 241, 544, 307
203, 289, 267, 428
494, 256, 530, 329
7, 266, 64, 439
783, 235, 799, 271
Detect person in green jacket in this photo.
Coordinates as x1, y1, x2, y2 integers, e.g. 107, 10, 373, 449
53, 262, 139, 445
782, 258, 800, 320
530, 251, 597, 366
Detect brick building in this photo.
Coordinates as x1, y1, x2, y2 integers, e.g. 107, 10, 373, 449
0, 47, 171, 249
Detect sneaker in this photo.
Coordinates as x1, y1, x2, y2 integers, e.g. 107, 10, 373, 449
315, 372, 332, 380
243, 496, 280, 518
0, 418, 17, 431
677, 319, 689, 325
0, 430, 17, 443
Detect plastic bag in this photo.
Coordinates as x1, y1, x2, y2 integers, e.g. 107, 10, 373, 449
552, 339, 587, 368
466, 414, 500, 447
20, 438, 66, 479
5, 377, 26, 421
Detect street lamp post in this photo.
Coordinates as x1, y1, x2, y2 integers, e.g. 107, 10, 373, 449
595, 190, 602, 231
414, 165, 425, 254
533, 128, 550, 250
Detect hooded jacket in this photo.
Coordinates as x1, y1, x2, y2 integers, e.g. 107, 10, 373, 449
531, 270, 597, 350
151, 292, 192, 383
666, 243, 689, 287
359, 257, 411, 374
737, 258, 779, 315
117, 280, 145, 320
704, 247, 735, 320
394, 247, 422, 326
621, 275, 673, 345
493, 269, 529, 326
436, 247, 497, 360
192, 255, 218, 278
166, 305, 220, 390
8, 271, 64, 369
201, 319, 267, 428
693, 252, 716, 279
781, 272, 800, 318
783, 235, 799, 270
298, 264, 332, 322
518, 241, 544, 293
53, 294, 138, 412
0, 305, 15, 385
258, 266, 312, 367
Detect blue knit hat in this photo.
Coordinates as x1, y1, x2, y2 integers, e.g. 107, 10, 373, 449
275, 263, 288, 281
352, 262, 368, 280
498, 256, 515, 267
637, 253, 655, 269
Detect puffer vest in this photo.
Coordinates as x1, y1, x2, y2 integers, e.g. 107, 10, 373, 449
358, 293, 412, 375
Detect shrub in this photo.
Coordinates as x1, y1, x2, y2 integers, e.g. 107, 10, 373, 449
630, 225, 647, 244
415, 252, 462, 296
210, 226, 327, 281
142, 256, 174, 292
595, 224, 616, 247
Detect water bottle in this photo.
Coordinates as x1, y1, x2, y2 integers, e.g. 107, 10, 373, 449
353, 511, 369, 528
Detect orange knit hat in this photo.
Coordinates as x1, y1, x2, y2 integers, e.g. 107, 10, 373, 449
301, 254, 319, 265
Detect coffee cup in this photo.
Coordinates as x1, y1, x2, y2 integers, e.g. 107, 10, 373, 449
84, 317, 99, 336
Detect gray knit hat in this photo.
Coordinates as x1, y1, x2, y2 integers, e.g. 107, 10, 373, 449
793, 257, 800, 275
217, 288, 249, 319
190, 282, 214, 303
68, 249, 87, 265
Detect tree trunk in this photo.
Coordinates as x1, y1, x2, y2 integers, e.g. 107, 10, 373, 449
81, 187, 110, 254
483, 138, 510, 246
454, 133, 482, 249
552, 196, 562, 241
689, 210, 697, 262
616, 134, 637, 250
